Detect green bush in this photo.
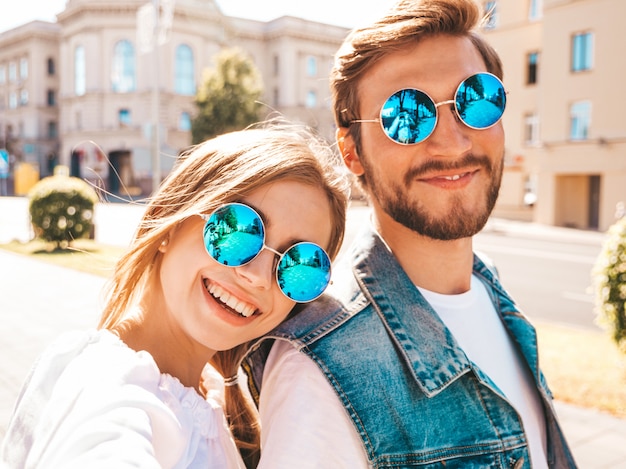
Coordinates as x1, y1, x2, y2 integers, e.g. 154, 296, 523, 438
593, 216, 626, 354
28, 175, 99, 249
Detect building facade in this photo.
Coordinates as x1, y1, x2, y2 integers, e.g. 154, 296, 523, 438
0, 21, 61, 178
483, 0, 626, 231
0, 0, 347, 195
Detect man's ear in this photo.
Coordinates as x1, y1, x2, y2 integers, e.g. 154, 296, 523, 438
336, 127, 365, 177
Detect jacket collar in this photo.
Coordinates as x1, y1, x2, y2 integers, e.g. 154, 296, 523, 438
337, 226, 473, 396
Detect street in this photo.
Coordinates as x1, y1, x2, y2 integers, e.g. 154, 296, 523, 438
475, 228, 603, 331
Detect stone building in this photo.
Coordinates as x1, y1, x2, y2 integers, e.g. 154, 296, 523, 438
0, 0, 347, 194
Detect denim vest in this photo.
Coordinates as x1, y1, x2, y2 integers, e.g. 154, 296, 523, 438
244, 227, 577, 468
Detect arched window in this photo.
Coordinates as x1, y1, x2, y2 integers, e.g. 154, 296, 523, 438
75, 45, 86, 96
112, 40, 136, 92
175, 44, 195, 95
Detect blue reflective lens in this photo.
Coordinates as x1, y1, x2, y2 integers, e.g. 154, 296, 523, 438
455, 73, 506, 129
277, 242, 331, 302
204, 203, 264, 266
202, 203, 331, 302
381, 89, 437, 145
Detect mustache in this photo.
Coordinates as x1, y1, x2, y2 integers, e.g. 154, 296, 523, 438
403, 154, 493, 186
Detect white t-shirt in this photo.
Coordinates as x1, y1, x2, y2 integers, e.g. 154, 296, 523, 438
258, 276, 548, 468
1, 329, 245, 469
258, 340, 369, 468
418, 275, 548, 469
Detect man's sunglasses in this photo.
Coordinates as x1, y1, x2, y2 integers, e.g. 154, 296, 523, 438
351, 72, 506, 145
200, 203, 331, 303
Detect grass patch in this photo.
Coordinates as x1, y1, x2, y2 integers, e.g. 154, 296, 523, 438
536, 321, 626, 418
0, 239, 125, 278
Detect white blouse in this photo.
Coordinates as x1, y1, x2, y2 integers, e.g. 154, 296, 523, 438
1, 329, 245, 469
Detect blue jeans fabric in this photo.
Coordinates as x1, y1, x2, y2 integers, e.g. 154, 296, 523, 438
244, 226, 577, 468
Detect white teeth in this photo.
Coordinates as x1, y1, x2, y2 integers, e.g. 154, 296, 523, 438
442, 173, 464, 181
206, 282, 256, 317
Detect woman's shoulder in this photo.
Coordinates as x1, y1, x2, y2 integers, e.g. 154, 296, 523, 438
9, 329, 163, 420
35, 329, 160, 385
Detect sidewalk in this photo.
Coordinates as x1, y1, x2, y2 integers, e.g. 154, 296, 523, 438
1, 196, 625, 466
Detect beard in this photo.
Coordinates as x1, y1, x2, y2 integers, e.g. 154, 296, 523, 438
361, 153, 503, 240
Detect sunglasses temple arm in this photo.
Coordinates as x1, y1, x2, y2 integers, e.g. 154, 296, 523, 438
350, 119, 380, 123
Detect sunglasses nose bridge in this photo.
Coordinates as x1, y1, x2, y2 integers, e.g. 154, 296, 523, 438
434, 98, 456, 109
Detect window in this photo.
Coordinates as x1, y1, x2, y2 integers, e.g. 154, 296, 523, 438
570, 101, 591, 140
47, 89, 56, 106
524, 113, 540, 145
47, 57, 55, 75
174, 44, 195, 95
529, 0, 543, 21
19, 58, 28, 80
572, 32, 593, 72
75, 45, 86, 96
306, 90, 317, 109
0, 65, 5, 84
484, 1, 497, 29
178, 111, 191, 131
118, 108, 132, 126
8, 62, 16, 82
20, 90, 28, 106
48, 121, 58, 139
273, 55, 279, 76
527, 52, 539, 85
112, 40, 136, 93
9, 92, 17, 109
306, 56, 317, 77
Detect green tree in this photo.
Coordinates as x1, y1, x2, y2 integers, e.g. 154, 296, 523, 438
191, 48, 264, 144
593, 216, 626, 354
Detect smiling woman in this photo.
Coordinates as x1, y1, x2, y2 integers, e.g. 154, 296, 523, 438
0, 120, 349, 469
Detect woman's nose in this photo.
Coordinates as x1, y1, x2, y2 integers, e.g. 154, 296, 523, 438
235, 248, 275, 291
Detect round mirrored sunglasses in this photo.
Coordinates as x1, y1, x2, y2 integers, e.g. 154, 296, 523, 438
351, 72, 507, 145
200, 202, 331, 303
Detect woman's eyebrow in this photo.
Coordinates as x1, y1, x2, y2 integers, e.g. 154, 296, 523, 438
239, 200, 307, 251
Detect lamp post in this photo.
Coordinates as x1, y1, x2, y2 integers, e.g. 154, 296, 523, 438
138, 0, 173, 195
151, 0, 161, 194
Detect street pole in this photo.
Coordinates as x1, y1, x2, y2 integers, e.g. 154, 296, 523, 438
151, 0, 161, 194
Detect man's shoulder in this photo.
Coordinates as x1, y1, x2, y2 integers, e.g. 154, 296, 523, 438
272, 291, 361, 342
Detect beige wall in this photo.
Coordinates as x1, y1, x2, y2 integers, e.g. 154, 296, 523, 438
484, 0, 626, 231
0, 22, 61, 173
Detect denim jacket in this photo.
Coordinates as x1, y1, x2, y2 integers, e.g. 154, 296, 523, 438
244, 227, 577, 468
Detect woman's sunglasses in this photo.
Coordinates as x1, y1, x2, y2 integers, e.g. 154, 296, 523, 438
200, 203, 331, 303
351, 72, 506, 145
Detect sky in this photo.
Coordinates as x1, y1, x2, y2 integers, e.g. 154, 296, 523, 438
0, 0, 397, 33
